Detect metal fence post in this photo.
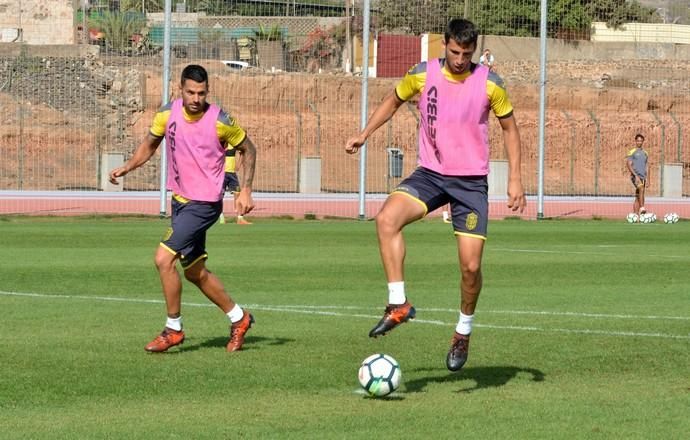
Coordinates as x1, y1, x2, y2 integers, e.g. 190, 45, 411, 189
650, 110, 666, 196
587, 110, 600, 196
562, 110, 576, 194
307, 100, 321, 156
289, 100, 302, 192
669, 111, 682, 163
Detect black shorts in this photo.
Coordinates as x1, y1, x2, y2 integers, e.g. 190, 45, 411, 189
631, 175, 647, 189
161, 198, 223, 269
224, 172, 240, 193
393, 167, 488, 238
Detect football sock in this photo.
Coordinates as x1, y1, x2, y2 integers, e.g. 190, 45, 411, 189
166, 316, 182, 331
219, 213, 226, 224
227, 304, 244, 323
455, 312, 474, 335
388, 281, 406, 305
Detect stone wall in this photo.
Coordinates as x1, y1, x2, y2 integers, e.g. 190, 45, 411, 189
0, 0, 74, 44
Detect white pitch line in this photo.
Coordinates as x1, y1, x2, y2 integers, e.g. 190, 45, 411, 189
239, 303, 690, 321
490, 247, 689, 260
2, 291, 687, 321
1, 290, 688, 340
421, 307, 690, 321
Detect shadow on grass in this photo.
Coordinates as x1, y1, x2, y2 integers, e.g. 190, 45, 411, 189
405, 365, 545, 393
178, 335, 295, 352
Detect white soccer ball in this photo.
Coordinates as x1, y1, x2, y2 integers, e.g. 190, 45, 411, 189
640, 213, 653, 224
650, 213, 657, 223
626, 213, 638, 223
664, 212, 680, 224
358, 353, 401, 397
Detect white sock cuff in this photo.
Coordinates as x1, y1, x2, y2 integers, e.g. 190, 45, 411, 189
227, 304, 244, 323
456, 312, 474, 335
166, 316, 182, 331
387, 281, 406, 305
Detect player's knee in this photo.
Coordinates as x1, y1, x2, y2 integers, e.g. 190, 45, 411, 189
183, 269, 202, 284
154, 250, 176, 272
375, 211, 397, 233
461, 261, 482, 279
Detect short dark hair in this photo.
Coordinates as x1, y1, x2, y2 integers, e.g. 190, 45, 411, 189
444, 18, 479, 46
181, 64, 208, 85
635, 133, 645, 141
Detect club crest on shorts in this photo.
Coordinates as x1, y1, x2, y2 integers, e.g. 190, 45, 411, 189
466, 212, 478, 231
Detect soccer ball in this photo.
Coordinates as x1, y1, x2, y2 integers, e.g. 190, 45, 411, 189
626, 213, 639, 223
664, 212, 680, 224
358, 353, 401, 397
651, 213, 657, 222
640, 213, 652, 224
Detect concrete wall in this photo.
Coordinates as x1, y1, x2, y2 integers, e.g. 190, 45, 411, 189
0, 0, 74, 44
591, 21, 690, 44
360, 30, 690, 75
0, 43, 98, 57
475, 34, 690, 62
424, 33, 690, 63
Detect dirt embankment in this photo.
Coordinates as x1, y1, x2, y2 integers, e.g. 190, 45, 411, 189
2, 57, 689, 195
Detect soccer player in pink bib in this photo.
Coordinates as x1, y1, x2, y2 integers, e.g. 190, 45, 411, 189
109, 64, 257, 353
345, 19, 526, 371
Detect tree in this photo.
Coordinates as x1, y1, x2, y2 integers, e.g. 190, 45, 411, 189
373, 0, 658, 39
585, 0, 659, 28
119, 0, 164, 13
89, 11, 147, 51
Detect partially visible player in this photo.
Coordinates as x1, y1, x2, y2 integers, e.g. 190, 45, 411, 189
625, 133, 649, 215
219, 147, 251, 225
109, 64, 257, 353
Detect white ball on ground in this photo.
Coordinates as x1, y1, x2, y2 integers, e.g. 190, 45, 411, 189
358, 353, 401, 397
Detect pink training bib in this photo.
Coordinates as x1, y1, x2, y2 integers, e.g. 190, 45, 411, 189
165, 99, 225, 202
417, 60, 491, 176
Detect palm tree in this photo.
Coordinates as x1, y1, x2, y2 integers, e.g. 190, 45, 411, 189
89, 10, 147, 51
119, 0, 164, 13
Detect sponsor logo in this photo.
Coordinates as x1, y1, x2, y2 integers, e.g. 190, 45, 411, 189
466, 212, 478, 231
393, 184, 420, 199
425, 85, 441, 162
168, 121, 180, 186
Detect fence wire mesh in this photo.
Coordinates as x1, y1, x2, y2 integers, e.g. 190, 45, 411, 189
0, 0, 689, 219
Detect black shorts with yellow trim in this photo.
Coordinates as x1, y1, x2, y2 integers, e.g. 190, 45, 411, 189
392, 167, 488, 239
161, 197, 223, 269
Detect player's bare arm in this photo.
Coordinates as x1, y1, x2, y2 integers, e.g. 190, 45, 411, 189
345, 91, 405, 154
234, 136, 257, 215
109, 133, 163, 184
499, 114, 526, 212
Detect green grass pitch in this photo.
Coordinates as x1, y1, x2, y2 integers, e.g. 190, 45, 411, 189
1, 216, 688, 438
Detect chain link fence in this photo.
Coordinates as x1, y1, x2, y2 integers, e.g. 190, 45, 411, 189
0, 0, 688, 218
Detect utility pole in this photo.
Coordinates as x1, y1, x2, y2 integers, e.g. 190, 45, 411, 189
345, 0, 351, 72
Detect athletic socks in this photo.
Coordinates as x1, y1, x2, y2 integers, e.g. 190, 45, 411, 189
388, 281, 406, 305
226, 304, 245, 323
455, 312, 474, 335
166, 316, 182, 331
